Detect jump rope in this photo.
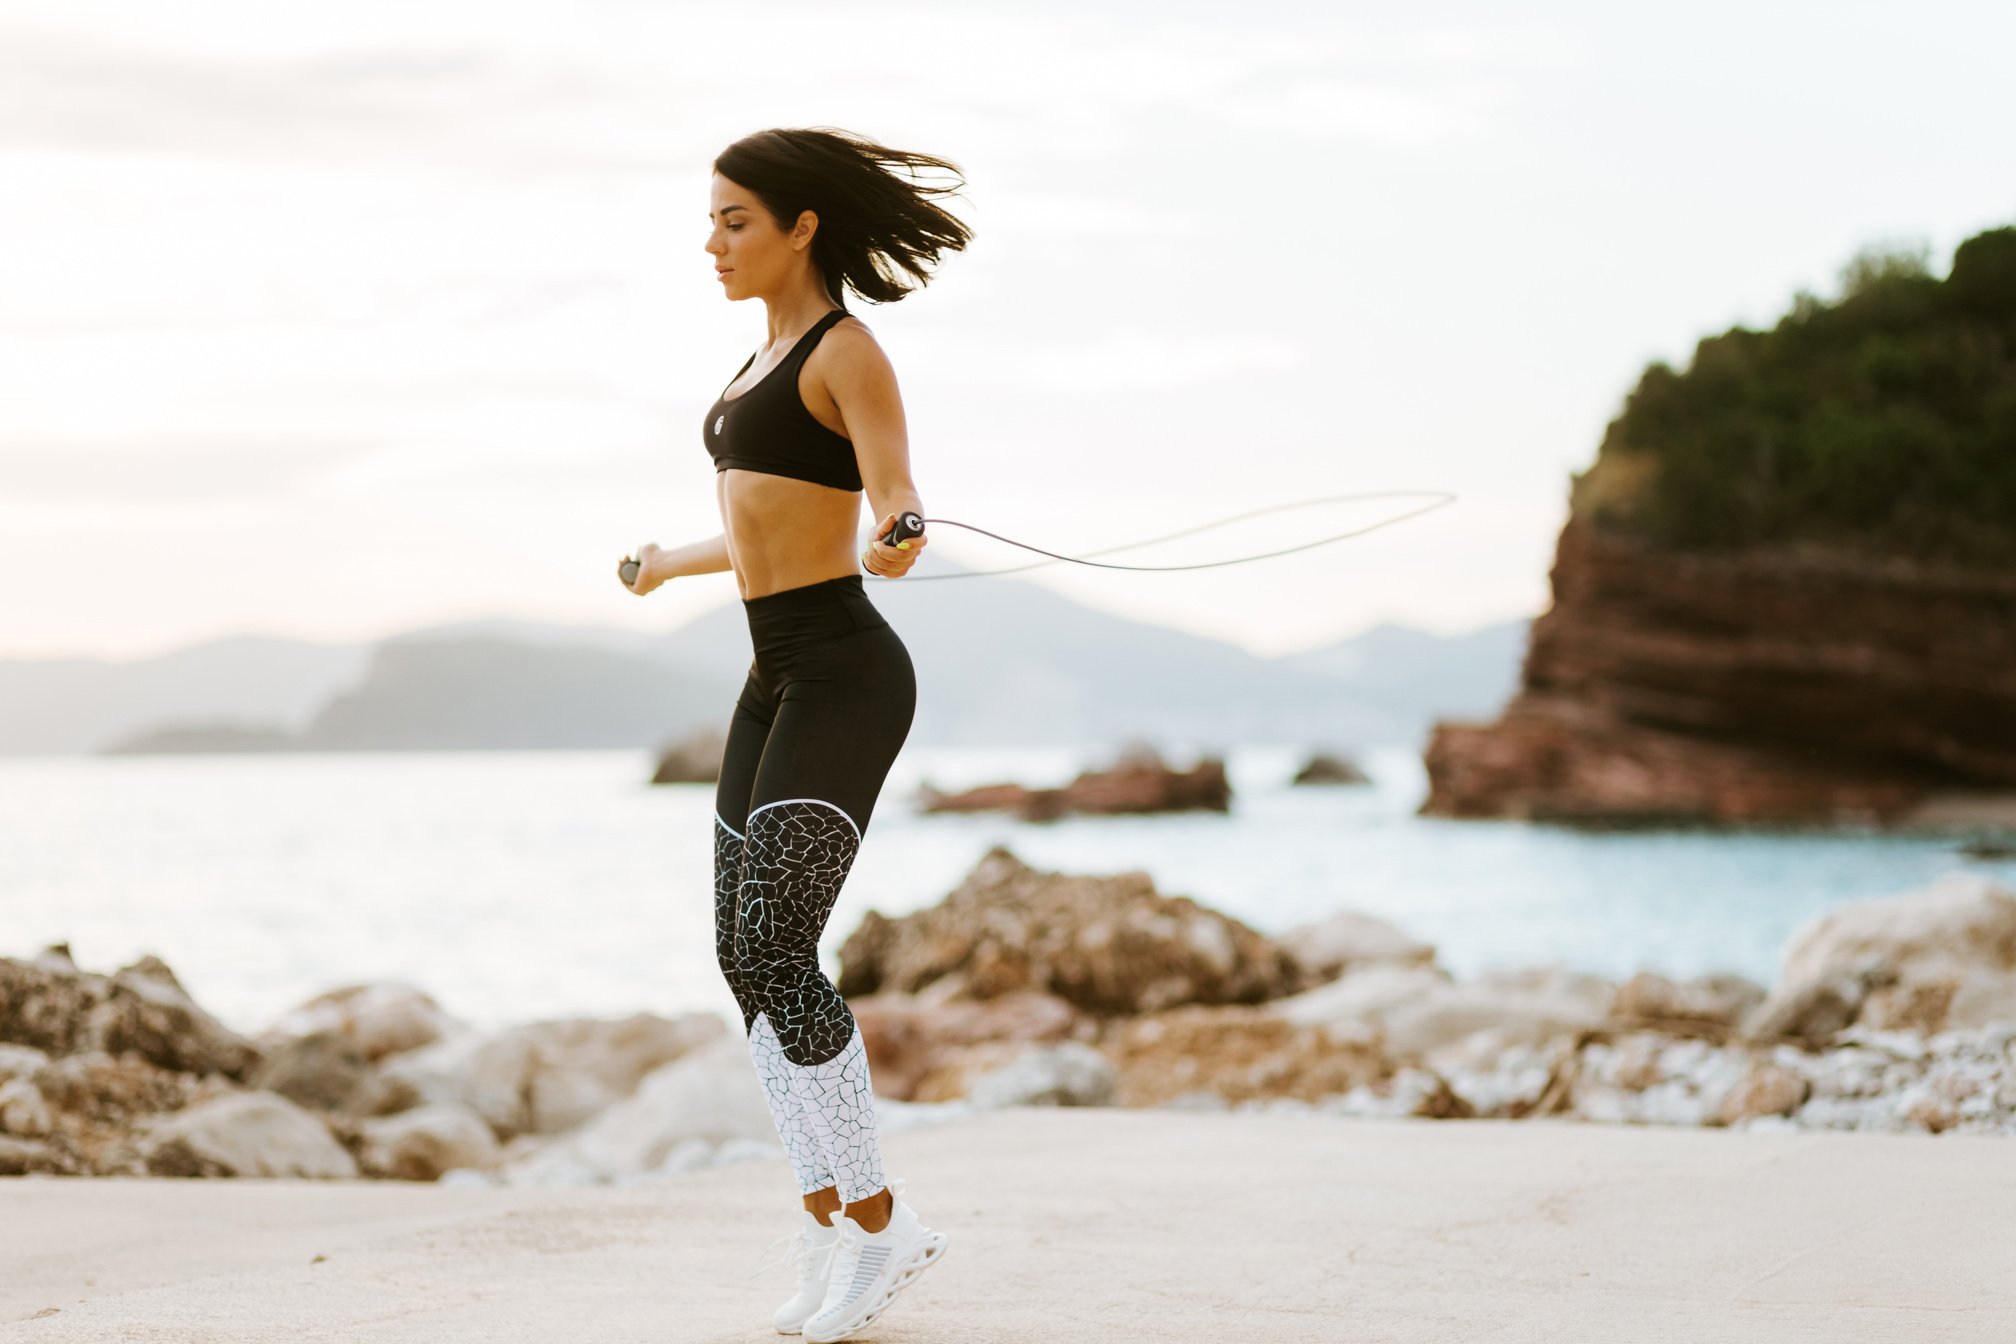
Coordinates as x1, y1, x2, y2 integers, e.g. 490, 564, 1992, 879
620, 490, 1455, 587
862, 489, 1456, 579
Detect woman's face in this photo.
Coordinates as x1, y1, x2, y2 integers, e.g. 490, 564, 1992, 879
706, 172, 805, 300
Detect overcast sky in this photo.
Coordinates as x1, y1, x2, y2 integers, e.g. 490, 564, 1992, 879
3, 0, 2011, 661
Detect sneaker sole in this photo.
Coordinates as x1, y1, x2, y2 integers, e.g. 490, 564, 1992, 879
804, 1231, 949, 1342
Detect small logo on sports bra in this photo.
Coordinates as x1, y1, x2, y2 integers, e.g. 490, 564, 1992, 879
713, 415, 724, 435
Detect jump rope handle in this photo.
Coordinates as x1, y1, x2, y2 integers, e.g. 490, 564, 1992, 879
618, 558, 640, 587
883, 511, 926, 548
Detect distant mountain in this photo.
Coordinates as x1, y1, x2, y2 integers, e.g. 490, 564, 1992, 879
5, 562, 1530, 757
0, 635, 370, 755
1275, 619, 1529, 726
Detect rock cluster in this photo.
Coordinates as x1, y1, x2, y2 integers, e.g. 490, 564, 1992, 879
834, 846, 1307, 1013
836, 856, 2016, 1138
8, 859, 2013, 1187
0, 952, 772, 1183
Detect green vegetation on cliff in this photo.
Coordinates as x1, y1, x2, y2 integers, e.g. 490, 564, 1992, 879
1573, 224, 2016, 568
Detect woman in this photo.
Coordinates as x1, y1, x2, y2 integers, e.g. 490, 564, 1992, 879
618, 126, 969, 1343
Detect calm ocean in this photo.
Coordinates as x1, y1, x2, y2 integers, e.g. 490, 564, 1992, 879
2, 746, 2008, 1037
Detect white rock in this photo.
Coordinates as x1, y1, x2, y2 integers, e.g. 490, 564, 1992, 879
1278, 909, 1436, 983
256, 981, 465, 1062
966, 1043, 1115, 1108
1752, 872, 2016, 1036
379, 1011, 725, 1139
494, 1033, 775, 1186
359, 1102, 502, 1181
1268, 963, 1451, 1027
0, 1078, 52, 1137
0, 1044, 50, 1084
139, 1091, 358, 1178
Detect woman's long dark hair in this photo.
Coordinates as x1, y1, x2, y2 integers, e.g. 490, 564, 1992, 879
712, 126, 973, 307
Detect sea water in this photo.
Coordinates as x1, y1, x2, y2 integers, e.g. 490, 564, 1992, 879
1, 747, 2007, 1037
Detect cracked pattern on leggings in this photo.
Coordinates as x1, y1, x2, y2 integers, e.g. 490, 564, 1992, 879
712, 813, 761, 1035
749, 1011, 835, 1194
733, 800, 862, 1068
782, 1019, 886, 1205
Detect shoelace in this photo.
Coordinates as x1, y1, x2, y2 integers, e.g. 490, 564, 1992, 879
748, 1227, 824, 1280
822, 1231, 866, 1305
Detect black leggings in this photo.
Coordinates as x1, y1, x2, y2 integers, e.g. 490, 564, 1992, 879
712, 571, 915, 1201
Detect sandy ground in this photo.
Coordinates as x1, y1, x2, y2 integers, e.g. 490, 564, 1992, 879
1, 1107, 2012, 1343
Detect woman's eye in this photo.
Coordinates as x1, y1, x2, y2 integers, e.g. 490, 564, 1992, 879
728, 224, 743, 232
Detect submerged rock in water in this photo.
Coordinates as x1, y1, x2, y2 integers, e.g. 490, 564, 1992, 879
1291, 751, 1370, 785
650, 725, 726, 785
915, 742, 1232, 819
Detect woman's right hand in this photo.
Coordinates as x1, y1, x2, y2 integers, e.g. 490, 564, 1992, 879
620, 542, 668, 596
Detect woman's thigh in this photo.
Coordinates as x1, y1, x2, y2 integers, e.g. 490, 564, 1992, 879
714, 663, 773, 836
747, 624, 916, 837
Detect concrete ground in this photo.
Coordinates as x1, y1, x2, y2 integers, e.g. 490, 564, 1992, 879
2, 1107, 2012, 1343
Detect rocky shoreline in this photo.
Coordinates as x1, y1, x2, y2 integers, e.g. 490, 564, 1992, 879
4, 849, 2012, 1184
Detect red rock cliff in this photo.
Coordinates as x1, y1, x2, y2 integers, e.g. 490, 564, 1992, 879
1422, 516, 2016, 825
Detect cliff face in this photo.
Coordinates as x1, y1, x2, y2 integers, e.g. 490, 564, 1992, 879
1422, 516, 2016, 825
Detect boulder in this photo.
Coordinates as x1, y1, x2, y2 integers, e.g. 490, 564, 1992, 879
248, 1030, 396, 1116
358, 1102, 503, 1181
964, 1043, 1117, 1108
837, 846, 1305, 1015
1277, 909, 1436, 985
1268, 962, 1602, 1060
1745, 873, 2016, 1041
1709, 1062, 1810, 1125
849, 988, 1088, 1101
494, 1034, 776, 1186
1291, 752, 1370, 785
0, 1077, 53, 1137
1098, 1004, 1389, 1107
377, 1011, 722, 1139
1609, 970, 1766, 1031
650, 726, 726, 785
255, 981, 463, 1062
138, 1090, 358, 1179
0, 947, 260, 1080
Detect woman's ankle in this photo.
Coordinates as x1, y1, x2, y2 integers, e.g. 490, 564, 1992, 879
841, 1187, 893, 1234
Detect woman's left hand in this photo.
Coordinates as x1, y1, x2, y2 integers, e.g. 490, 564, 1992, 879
862, 511, 928, 577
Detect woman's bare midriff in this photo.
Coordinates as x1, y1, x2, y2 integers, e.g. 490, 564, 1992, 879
716, 467, 864, 601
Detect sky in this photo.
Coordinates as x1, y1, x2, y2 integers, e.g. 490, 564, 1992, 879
3, 0, 2012, 661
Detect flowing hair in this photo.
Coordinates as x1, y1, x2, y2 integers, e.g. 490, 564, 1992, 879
712, 126, 974, 307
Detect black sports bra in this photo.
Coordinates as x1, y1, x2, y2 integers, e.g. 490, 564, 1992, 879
703, 308, 861, 492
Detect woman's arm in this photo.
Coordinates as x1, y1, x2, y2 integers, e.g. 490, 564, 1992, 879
649, 532, 732, 583
649, 531, 729, 580
825, 327, 928, 577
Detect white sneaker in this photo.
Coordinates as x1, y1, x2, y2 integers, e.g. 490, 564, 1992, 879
749, 1208, 841, 1335
802, 1177, 949, 1343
